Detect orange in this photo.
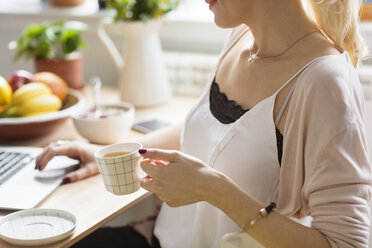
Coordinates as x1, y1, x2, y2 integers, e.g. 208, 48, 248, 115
33, 72, 68, 102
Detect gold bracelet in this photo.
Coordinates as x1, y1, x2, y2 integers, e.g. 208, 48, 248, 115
244, 202, 276, 230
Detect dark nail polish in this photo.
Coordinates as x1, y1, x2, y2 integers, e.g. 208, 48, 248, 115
62, 178, 71, 184
139, 149, 147, 154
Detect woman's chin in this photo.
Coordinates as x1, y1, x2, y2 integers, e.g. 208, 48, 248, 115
213, 16, 239, 29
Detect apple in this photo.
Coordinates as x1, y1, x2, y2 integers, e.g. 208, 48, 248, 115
7, 70, 34, 92
33, 72, 68, 102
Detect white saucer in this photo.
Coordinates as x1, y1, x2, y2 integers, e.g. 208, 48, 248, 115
0, 209, 76, 246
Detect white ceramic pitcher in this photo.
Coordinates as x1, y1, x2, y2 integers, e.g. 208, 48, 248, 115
98, 18, 171, 107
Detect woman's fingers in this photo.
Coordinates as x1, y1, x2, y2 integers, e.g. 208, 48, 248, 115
62, 162, 99, 183
140, 176, 154, 191
35, 149, 54, 170
140, 176, 164, 196
140, 159, 162, 179
139, 148, 180, 162
35, 141, 80, 170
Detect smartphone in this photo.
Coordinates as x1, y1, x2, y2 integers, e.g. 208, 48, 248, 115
132, 119, 170, 134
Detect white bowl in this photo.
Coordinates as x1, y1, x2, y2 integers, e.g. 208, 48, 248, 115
72, 102, 135, 145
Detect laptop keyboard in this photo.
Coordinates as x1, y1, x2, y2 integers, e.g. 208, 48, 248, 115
0, 152, 34, 185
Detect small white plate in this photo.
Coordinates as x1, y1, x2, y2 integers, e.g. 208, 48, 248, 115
0, 209, 76, 246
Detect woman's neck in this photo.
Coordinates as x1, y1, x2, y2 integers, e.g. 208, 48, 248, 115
246, 1, 318, 57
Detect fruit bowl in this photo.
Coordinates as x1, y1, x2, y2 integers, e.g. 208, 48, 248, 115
0, 89, 85, 140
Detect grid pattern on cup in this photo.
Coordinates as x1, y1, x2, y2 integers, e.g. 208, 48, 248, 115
96, 154, 141, 194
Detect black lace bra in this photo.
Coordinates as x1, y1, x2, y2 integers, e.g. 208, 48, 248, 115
209, 79, 283, 166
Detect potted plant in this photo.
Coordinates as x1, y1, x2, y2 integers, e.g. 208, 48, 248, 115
106, 0, 178, 22
10, 21, 87, 89
49, 0, 85, 7
98, 0, 178, 106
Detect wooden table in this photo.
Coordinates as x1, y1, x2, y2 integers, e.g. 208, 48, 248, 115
0, 86, 198, 248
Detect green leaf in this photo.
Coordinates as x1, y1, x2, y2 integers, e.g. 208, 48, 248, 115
106, 0, 178, 22
11, 21, 87, 62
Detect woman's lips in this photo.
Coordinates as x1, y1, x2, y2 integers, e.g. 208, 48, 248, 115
205, 0, 217, 9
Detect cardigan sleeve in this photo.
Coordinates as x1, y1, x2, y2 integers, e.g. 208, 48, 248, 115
304, 121, 371, 248
278, 54, 372, 248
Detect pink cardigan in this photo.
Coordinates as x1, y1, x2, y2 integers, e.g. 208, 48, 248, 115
276, 48, 372, 247
227, 25, 372, 247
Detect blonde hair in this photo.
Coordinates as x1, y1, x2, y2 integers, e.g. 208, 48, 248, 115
307, 0, 367, 67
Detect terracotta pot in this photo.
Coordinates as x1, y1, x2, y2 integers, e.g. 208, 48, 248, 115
34, 53, 84, 89
49, 0, 85, 7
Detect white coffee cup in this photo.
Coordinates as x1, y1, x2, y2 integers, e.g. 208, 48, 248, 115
94, 142, 144, 195
219, 231, 264, 248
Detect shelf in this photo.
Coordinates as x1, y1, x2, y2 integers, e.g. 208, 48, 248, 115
0, 0, 214, 23
0, 0, 99, 16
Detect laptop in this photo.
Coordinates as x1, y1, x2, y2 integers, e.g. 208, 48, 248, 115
0, 146, 80, 210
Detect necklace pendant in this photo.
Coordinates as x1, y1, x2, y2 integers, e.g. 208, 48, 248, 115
248, 54, 255, 62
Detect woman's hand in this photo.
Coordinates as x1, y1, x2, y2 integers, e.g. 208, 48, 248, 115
139, 148, 221, 207
35, 140, 101, 183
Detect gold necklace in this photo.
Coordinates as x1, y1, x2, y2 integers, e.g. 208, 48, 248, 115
248, 30, 319, 62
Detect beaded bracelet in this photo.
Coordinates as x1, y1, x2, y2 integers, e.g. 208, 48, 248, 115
244, 202, 276, 230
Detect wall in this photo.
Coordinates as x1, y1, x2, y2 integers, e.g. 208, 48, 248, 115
0, 1, 229, 91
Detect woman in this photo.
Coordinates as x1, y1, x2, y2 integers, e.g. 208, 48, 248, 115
36, 0, 372, 247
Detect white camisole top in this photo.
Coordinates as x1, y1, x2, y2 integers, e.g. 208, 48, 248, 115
154, 31, 322, 248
